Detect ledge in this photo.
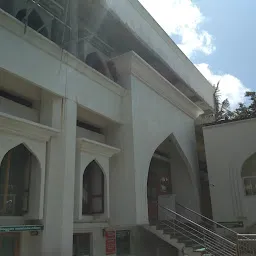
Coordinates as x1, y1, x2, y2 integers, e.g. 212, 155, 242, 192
106, 0, 215, 109
203, 117, 256, 130
73, 222, 109, 230
112, 52, 204, 119
77, 138, 120, 158
0, 112, 60, 142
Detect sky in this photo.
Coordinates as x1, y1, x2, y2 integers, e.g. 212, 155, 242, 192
138, 0, 255, 109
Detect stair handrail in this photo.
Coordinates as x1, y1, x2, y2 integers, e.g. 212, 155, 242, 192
176, 202, 238, 236
159, 204, 237, 247
176, 202, 256, 253
162, 217, 236, 256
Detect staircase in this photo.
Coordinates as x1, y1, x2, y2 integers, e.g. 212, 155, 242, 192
143, 203, 256, 256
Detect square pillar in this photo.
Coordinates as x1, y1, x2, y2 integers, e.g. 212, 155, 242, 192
41, 95, 77, 256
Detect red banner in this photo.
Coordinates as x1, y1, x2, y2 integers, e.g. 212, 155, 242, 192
105, 230, 116, 255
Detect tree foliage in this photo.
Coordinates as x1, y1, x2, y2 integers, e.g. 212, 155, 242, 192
213, 81, 256, 122
231, 91, 256, 120
213, 81, 231, 121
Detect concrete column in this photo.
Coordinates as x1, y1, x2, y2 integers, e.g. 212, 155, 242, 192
41, 94, 77, 256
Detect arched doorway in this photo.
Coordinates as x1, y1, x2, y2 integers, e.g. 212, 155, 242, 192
82, 160, 104, 215
147, 135, 198, 224
0, 144, 40, 216
147, 139, 172, 224
16, 9, 48, 38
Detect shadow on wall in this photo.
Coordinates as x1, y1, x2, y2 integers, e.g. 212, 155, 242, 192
147, 134, 200, 224
135, 227, 179, 256
85, 52, 119, 83
16, 9, 49, 38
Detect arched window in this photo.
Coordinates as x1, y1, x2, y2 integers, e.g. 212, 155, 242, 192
16, 9, 48, 38
241, 153, 256, 196
0, 144, 35, 216
82, 161, 104, 215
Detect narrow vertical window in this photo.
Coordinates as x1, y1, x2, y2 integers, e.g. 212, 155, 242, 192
82, 161, 104, 215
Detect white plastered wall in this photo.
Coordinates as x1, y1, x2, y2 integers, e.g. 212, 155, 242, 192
203, 119, 256, 230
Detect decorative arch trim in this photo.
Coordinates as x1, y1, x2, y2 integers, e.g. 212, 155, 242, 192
241, 152, 256, 177
169, 134, 196, 185
83, 159, 105, 176
146, 132, 200, 216
0, 139, 44, 169
149, 133, 196, 187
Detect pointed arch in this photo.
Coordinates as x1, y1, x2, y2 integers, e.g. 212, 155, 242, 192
147, 133, 199, 223
146, 133, 196, 196
169, 134, 195, 186
82, 160, 104, 215
147, 136, 172, 223
241, 152, 256, 196
0, 143, 41, 216
83, 158, 106, 177
0, 142, 42, 169
16, 9, 48, 38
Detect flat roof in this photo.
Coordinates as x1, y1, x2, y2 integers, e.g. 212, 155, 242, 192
203, 116, 256, 129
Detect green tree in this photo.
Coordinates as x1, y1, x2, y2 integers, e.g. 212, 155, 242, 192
214, 81, 231, 121
231, 91, 256, 120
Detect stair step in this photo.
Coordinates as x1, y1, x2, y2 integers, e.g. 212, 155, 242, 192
179, 239, 198, 246
147, 213, 238, 256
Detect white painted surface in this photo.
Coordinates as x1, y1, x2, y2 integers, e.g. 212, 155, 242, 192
203, 119, 256, 230
0, 7, 208, 255
131, 76, 200, 224
108, 54, 201, 226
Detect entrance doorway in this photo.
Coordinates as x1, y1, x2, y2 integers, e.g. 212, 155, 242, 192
73, 233, 91, 256
0, 233, 20, 256
147, 155, 172, 224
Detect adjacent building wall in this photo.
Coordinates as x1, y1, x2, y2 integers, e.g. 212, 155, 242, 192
203, 118, 256, 230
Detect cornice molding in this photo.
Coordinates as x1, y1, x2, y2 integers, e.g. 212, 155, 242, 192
128, 1, 214, 100
77, 138, 120, 158
0, 112, 59, 142
127, 52, 204, 119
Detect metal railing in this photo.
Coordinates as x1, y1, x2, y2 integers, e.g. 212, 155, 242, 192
158, 203, 256, 255
159, 204, 237, 256
237, 234, 256, 256
176, 203, 239, 241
